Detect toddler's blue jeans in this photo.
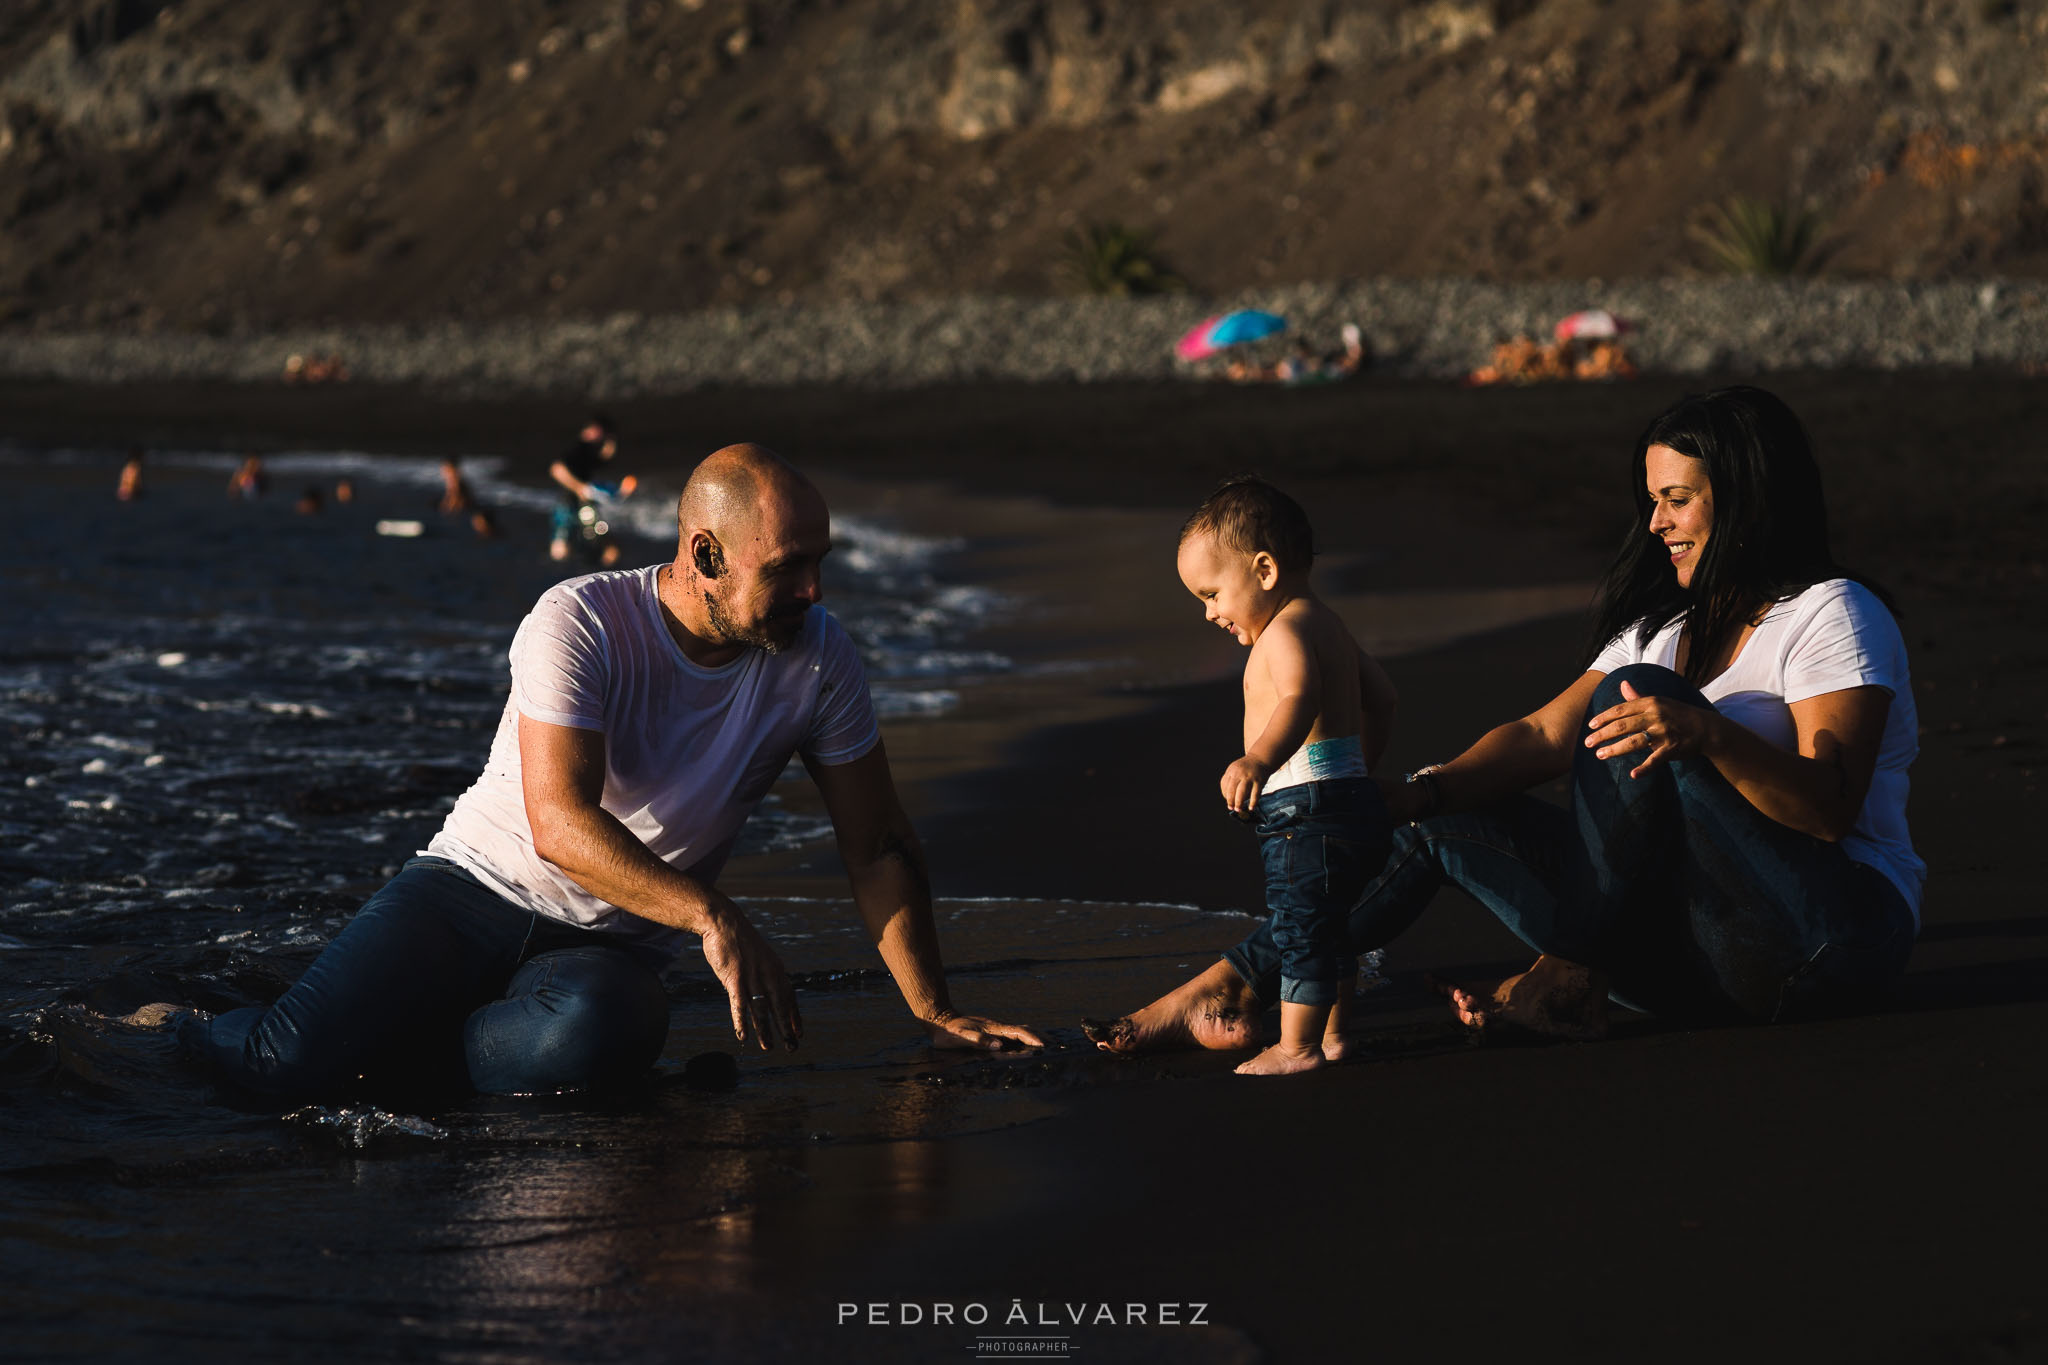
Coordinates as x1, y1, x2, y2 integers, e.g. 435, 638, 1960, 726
180, 856, 671, 1097
1225, 664, 1916, 1021
1235, 776, 1392, 1008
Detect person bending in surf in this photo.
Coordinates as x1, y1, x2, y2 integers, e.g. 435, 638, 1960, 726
1090, 477, 1397, 1075
549, 414, 638, 567
147, 443, 1042, 1096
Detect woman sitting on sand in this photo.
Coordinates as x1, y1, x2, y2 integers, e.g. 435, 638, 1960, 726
1093, 385, 1922, 1050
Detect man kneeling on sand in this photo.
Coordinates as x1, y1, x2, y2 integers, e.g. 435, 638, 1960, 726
141, 444, 1042, 1095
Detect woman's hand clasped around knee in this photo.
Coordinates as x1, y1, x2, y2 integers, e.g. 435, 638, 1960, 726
1584, 679, 1726, 780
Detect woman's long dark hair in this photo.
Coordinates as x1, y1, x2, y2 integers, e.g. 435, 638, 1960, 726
1582, 385, 1895, 685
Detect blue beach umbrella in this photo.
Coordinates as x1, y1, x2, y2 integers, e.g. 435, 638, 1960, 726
1175, 309, 1288, 360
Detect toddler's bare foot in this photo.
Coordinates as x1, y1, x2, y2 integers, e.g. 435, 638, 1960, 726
1234, 1043, 1325, 1076
1084, 960, 1263, 1054
1437, 955, 1609, 1041
1319, 973, 1357, 1062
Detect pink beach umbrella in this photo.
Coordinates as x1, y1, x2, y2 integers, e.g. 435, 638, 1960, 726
1554, 308, 1633, 342
1175, 309, 1288, 361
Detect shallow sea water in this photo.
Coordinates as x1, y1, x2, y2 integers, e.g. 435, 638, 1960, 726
0, 449, 1301, 1362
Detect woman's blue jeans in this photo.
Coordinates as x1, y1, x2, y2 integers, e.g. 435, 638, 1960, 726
180, 856, 672, 1097
1224, 664, 1917, 1022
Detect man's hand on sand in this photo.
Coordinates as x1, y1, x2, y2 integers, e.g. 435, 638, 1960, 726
698, 902, 803, 1051
922, 1010, 1046, 1052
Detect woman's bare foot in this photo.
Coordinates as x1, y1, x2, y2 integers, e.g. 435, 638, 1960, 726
1083, 960, 1264, 1054
113, 1002, 197, 1030
1439, 955, 1609, 1041
1235, 1042, 1325, 1076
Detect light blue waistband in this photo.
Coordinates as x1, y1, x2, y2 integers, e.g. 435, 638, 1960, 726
1264, 735, 1368, 794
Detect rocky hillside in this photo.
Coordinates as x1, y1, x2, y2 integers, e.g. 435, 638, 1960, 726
3, 0, 2045, 330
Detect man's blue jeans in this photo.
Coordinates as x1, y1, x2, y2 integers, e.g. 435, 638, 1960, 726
180, 857, 672, 1096
1225, 664, 1917, 1022
1240, 777, 1392, 1007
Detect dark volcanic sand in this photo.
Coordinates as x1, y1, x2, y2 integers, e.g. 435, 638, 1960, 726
3, 370, 2044, 1364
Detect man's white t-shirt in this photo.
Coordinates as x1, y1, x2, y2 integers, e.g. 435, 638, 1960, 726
428, 566, 879, 954
1590, 578, 1924, 922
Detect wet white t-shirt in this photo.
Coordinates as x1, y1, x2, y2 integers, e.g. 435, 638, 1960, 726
428, 567, 878, 953
1590, 579, 1924, 920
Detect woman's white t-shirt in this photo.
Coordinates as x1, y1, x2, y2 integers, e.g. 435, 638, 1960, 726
1590, 579, 1924, 922
429, 567, 879, 953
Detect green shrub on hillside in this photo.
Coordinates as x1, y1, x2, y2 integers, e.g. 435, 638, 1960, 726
1060, 222, 1186, 296
1690, 195, 1826, 276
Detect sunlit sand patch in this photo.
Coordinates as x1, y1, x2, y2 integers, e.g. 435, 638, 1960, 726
1332, 582, 1597, 658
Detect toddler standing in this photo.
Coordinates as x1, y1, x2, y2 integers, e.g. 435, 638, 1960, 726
1176, 477, 1396, 1075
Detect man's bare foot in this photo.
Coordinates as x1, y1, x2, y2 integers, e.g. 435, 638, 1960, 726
1439, 955, 1609, 1041
1235, 1043, 1325, 1076
1083, 960, 1263, 1054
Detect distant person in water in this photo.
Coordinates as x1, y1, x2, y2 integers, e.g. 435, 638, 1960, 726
295, 486, 324, 515
439, 460, 502, 539
1092, 386, 1921, 1053
116, 448, 144, 501
228, 456, 267, 500
438, 459, 476, 514
549, 415, 638, 567
334, 478, 355, 504
1087, 477, 1398, 1076
140, 443, 1042, 1097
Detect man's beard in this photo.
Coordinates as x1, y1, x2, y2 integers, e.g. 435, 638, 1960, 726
705, 588, 807, 654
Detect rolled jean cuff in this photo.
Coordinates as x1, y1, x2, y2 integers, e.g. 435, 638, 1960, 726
1279, 975, 1341, 1007
1221, 946, 1272, 1008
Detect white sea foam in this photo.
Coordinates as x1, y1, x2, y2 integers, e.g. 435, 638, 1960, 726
85, 734, 155, 754
870, 688, 959, 718
23, 445, 1018, 713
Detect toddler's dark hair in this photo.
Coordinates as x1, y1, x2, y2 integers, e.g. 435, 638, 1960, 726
1179, 475, 1316, 573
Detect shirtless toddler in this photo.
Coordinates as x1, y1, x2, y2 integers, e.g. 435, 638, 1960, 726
1176, 477, 1396, 1075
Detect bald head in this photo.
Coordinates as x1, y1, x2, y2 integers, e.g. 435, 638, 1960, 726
667, 443, 831, 657
676, 443, 820, 544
